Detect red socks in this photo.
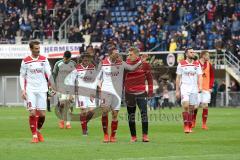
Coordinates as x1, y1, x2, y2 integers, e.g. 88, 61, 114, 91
111, 120, 118, 137
193, 109, 198, 122
80, 115, 87, 133
102, 115, 108, 135
202, 108, 208, 125
29, 115, 37, 135
37, 116, 45, 130
182, 112, 189, 127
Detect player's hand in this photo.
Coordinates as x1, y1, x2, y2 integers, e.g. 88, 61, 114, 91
176, 90, 180, 100
48, 87, 56, 97
21, 90, 27, 100
49, 85, 56, 91
90, 94, 95, 102
69, 95, 74, 102
148, 92, 153, 98
141, 54, 148, 62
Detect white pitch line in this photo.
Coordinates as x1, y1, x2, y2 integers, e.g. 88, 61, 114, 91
96, 153, 240, 160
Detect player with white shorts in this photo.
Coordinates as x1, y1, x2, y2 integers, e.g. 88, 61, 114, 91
66, 52, 99, 135
193, 51, 214, 130
98, 45, 143, 143
198, 90, 211, 105
26, 92, 47, 111
176, 48, 202, 134
20, 40, 52, 143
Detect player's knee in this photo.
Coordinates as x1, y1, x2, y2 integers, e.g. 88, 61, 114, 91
101, 105, 109, 113
182, 105, 189, 111
112, 110, 119, 120
38, 111, 46, 117
112, 115, 118, 121
29, 110, 36, 116
80, 109, 87, 115
202, 103, 208, 108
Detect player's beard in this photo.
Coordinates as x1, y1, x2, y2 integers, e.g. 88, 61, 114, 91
110, 53, 119, 62
82, 61, 90, 67
32, 51, 40, 58
129, 56, 137, 62
187, 55, 195, 60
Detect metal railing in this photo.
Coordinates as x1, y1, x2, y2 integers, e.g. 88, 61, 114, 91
225, 51, 240, 75
214, 50, 240, 75
58, 0, 86, 41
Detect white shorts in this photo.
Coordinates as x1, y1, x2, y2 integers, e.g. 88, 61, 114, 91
26, 92, 47, 110
181, 92, 198, 106
198, 90, 211, 105
100, 92, 121, 111
76, 95, 97, 109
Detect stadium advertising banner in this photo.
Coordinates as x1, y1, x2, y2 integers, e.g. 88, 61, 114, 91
0, 45, 31, 59
0, 43, 101, 59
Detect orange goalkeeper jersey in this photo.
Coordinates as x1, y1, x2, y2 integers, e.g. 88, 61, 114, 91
199, 61, 214, 91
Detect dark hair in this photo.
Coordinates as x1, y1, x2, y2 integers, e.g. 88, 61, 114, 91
108, 45, 117, 55
80, 52, 92, 58
184, 47, 193, 54
63, 51, 72, 58
29, 40, 40, 49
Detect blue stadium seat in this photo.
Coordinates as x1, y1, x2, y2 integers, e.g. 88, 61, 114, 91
207, 40, 214, 48
120, 6, 125, 11
128, 17, 134, 22
111, 17, 116, 22
118, 22, 124, 26
208, 34, 214, 40
111, 12, 115, 16
119, 1, 123, 6
128, 12, 133, 16
147, 1, 152, 5
121, 11, 127, 16
115, 7, 119, 11
115, 12, 120, 16
122, 17, 128, 22
116, 17, 122, 22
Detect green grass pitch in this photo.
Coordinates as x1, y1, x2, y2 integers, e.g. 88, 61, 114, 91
0, 107, 239, 160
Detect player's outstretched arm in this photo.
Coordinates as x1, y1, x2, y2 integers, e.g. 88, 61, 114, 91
122, 60, 142, 71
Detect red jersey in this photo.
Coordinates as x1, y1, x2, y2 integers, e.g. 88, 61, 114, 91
124, 57, 153, 96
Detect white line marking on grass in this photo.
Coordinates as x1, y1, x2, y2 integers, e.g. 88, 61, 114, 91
96, 153, 240, 160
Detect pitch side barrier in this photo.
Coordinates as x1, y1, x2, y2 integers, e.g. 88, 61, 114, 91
120, 50, 217, 68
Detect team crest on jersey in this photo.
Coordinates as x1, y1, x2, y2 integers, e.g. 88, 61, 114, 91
41, 63, 44, 66
194, 67, 197, 70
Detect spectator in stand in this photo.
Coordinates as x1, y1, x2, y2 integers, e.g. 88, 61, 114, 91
169, 38, 177, 52
218, 80, 226, 92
